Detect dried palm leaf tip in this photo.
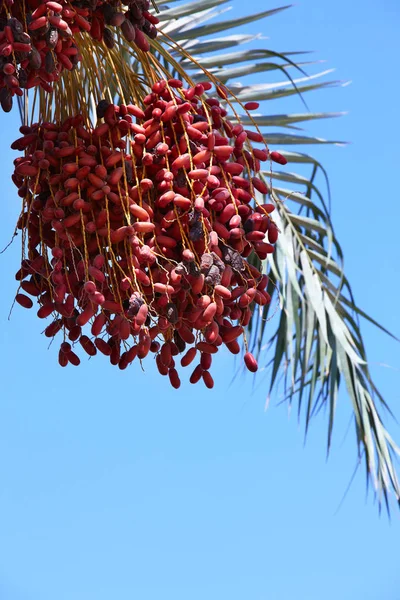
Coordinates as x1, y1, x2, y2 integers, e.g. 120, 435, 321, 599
0, 0, 157, 111
11, 77, 287, 387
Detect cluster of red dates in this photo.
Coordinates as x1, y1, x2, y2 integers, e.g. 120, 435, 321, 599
0, 0, 157, 111
12, 78, 287, 387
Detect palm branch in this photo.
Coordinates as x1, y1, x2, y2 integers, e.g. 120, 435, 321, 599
147, 0, 400, 509
11, 0, 399, 509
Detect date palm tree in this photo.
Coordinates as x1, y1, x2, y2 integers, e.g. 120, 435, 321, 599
148, 0, 400, 509
6, 0, 399, 509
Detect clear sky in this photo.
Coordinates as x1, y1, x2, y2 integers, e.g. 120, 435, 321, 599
1, 1, 399, 599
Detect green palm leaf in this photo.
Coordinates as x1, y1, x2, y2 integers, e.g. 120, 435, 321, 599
165, 6, 291, 39
147, 1, 400, 508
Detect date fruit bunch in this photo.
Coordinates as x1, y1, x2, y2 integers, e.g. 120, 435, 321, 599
11, 78, 287, 388
0, 0, 158, 112
91, 0, 158, 51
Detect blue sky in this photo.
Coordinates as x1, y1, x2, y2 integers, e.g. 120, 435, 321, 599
1, 1, 400, 599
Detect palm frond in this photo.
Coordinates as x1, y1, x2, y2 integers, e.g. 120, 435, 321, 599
148, 0, 400, 507
247, 184, 400, 504
14, 0, 399, 509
